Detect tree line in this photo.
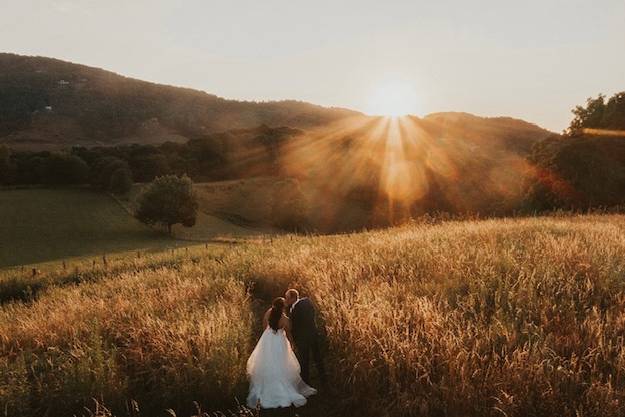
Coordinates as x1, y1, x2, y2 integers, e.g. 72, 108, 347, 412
525, 92, 625, 210
0, 125, 299, 193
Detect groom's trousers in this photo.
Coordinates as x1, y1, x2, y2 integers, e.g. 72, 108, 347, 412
295, 337, 326, 385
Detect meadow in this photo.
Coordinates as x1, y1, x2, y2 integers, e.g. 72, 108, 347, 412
2, 214, 625, 417
0, 188, 176, 267
122, 177, 287, 240
0, 181, 283, 269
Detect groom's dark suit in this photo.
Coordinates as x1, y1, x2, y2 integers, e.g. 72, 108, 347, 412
289, 297, 326, 385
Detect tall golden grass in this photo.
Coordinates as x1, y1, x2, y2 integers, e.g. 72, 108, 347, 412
0, 255, 253, 416
2, 214, 625, 416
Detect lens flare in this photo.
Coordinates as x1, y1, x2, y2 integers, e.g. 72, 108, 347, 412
276, 111, 542, 229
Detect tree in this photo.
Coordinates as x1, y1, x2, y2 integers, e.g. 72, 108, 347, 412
130, 153, 170, 182
109, 168, 133, 194
567, 94, 605, 135
135, 175, 198, 235
45, 153, 89, 185
16, 155, 46, 184
525, 135, 625, 210
566, 91, 625, 135
603, 92, 625, 130
0, 146, 14, 185
90, 156, 129, 190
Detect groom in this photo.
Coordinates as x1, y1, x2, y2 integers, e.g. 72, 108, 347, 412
285, 288, 326, 385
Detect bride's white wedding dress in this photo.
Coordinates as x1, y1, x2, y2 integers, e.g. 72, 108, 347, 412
247, 327, 317, 408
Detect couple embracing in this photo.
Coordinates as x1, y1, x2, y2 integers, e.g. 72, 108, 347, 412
246, 289, 326, 409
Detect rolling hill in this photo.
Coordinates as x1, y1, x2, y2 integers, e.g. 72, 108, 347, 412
0, 53, 359, 150
0, 53, 566, 234
0, 178, 292, 268
0, 53, 553, 152
423, 111, 553, 154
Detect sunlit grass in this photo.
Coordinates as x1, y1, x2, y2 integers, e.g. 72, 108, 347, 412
2, 214, 625, 416
0, 248, 253, 416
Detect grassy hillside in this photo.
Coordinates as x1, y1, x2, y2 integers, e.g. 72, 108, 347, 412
0, 53, 358, 149
121, 177, 289, 240
127, 176, 370, 235
0, 188, 181, 267
0, 179, 290, 268
125, 177, 288, 230
2, 214, 625, 417
278, 115, 553, 227
424, 111, 553, 154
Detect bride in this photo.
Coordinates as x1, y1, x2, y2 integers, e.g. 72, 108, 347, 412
247, 297, 317, 409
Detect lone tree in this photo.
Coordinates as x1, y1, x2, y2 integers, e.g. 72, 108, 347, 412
135, 175, 198, 235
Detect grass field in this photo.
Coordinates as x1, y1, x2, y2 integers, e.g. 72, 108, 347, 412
123, 177, 286, 241
127, 176, 371, 237
0, 176, 368, 269
2, 214, 625, 417
0, 180, 285, 269
0, 188, 181, 268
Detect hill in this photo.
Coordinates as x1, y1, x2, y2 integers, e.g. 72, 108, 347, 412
0, 53, 359, 149
0, 176, 303, 268
0, 188, 180, 267
0, 53, 553, 154
424, 111, 553, 154
123, 177, 291, 240
2, 214, 625, 417
0, 53, 565, 231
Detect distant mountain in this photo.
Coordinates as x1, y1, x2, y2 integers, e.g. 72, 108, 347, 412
0, 53, 359, 149
0, 53, 553, 153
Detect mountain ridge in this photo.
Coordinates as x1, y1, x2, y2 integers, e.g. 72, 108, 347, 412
0, 53, 360, 149
0, 53, 553, 151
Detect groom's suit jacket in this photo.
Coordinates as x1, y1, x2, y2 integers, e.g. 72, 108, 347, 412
289, 297, 318, 344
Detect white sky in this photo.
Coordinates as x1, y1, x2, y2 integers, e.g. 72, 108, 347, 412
2, 0, 625, 131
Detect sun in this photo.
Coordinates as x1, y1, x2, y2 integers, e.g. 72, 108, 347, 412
364, 80, 421, 117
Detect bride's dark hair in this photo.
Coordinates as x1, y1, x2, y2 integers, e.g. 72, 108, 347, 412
268, 297, 286, 332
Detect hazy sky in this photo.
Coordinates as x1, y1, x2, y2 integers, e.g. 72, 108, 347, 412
2, 0, 624, 131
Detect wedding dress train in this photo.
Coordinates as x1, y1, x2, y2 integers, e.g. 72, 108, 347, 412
246, 327, 317, 408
